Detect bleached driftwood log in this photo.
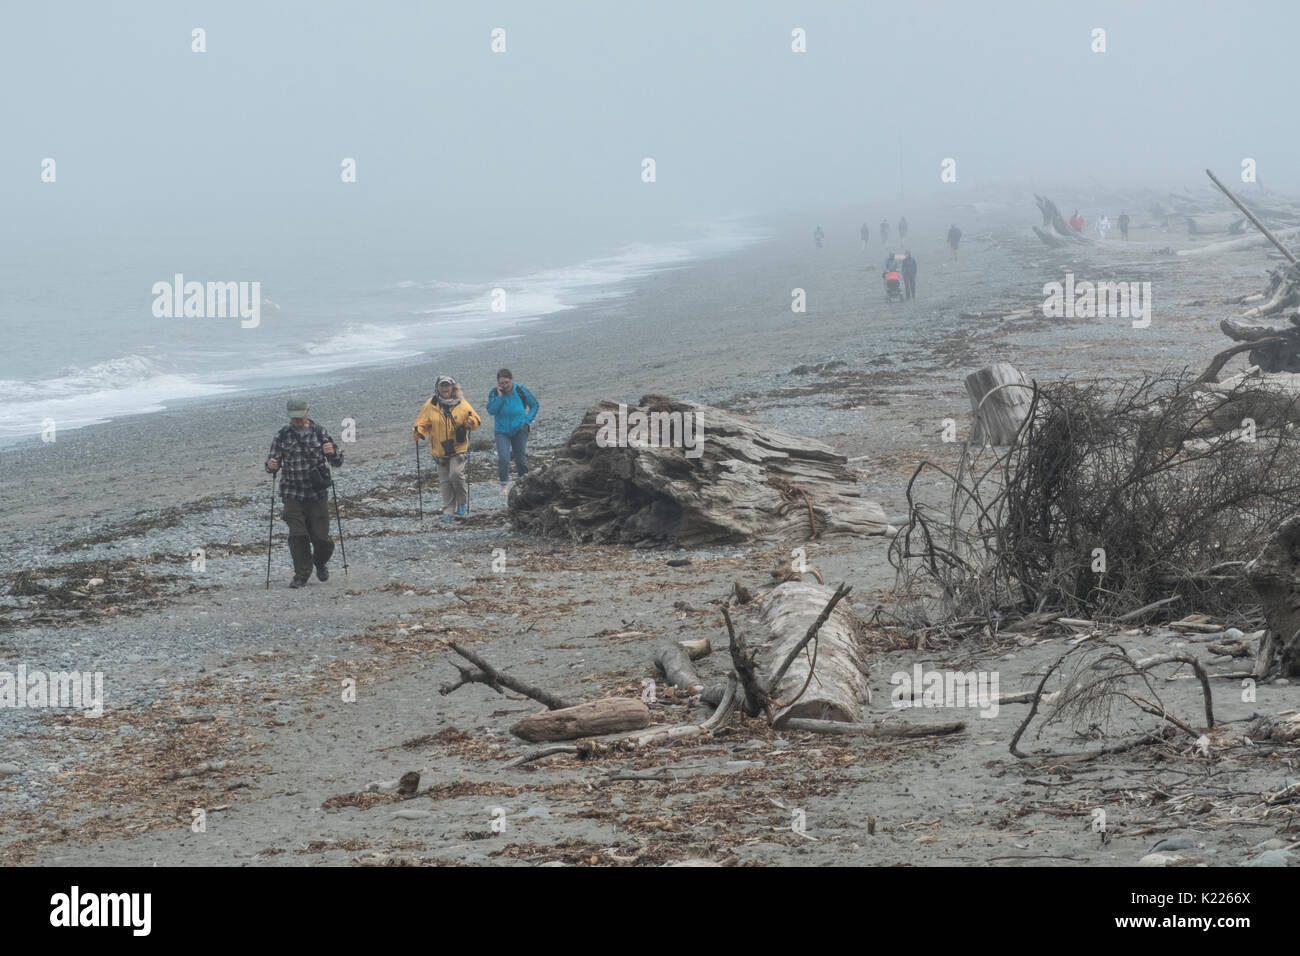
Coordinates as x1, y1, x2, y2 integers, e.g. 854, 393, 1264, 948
1236, 263, 1300, 322
756, 581, 867, 727
1176, 226, 1300, 258
1244, 515, 1300, 677
509, 395, 889, 546
966, 363, 1033, 446
677, 637, 711, 660
510, 698, 651, 742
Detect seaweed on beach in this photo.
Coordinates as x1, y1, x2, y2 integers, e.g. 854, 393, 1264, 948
0, 554, 203, 630
890, 369, 1300, 628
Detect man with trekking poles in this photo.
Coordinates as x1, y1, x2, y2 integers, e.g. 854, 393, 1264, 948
265, 398, 345, 588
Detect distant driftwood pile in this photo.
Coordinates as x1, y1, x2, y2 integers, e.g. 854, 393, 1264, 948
509, 395, 889, 546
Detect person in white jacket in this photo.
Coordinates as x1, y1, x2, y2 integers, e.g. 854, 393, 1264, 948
1097, 215, 1111, 240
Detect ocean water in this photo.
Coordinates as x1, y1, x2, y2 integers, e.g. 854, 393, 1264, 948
0, 204, 766, 444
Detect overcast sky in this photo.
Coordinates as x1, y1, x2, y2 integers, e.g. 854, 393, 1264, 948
4, 0, 1297, 228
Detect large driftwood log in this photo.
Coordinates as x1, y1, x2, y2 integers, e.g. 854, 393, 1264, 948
756, 581, 867, 727
510, 698, 651, 742
1176, 226, 1300, 257
966, 363, 1033, 446
508, 395, 889, 546
1244, 515, 1300, 677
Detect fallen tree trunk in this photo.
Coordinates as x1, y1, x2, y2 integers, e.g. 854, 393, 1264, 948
508, 395, 889, 546
966, 363, 1033, 446
756, 581, 868, 727
510, 698, 651, 742
1244, 514, 1300, 677
1176, 226, 1300, 257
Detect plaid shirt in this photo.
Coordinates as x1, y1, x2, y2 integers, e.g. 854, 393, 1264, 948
266, 421, 342, 502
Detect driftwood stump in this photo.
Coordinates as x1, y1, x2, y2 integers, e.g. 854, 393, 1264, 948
1034, 195, 1088, 241
510, 698, 651, 742
965, 363, 1033, 446
508, 395, 888, 546
756, 581, 868, 726
655, 644, 703, 693
1245, 514, 1300, 677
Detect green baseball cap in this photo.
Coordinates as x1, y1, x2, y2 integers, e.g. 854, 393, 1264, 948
287, 397, 309, 416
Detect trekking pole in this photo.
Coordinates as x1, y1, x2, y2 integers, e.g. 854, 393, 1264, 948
265, 472, 276, 590
414, 438, 424, 522
464, 446, 471, 515
329, 470, 349, 577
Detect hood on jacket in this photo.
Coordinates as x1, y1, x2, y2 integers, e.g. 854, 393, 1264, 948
434, 377, 464, 406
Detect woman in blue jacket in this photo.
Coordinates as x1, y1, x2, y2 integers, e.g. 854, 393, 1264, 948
486, 368, 539, 491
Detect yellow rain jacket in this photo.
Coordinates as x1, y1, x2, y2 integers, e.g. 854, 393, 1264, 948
413, 384, 481, 458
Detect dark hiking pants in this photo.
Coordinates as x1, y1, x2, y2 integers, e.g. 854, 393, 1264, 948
282, 496, 334, 579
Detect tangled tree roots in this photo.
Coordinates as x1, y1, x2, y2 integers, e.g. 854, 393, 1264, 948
890, 371, 1300, 628
509, 395, 889, 547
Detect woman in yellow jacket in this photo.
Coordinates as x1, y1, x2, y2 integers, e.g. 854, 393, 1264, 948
412, 375, 482, 521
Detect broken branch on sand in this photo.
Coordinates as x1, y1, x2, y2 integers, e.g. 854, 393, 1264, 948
440, 643, 575, 710
722, 604, 771, 718
1009, 641, 1214, 761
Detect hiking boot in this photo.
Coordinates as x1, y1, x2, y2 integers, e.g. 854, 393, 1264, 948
439, 514, 455, 523
315, 564, 329, 582
456, 504, 468, 517
289, 575, 308, 589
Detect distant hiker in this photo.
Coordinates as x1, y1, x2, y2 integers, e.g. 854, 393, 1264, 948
901, 252, 917, 300
486, 368, 539, 493
1097, 215, 1111, 240
947, 224, 962, 259
898, 216, 908, 240
1118, 212, 1131, 240
860, 223, 869, 249
265, 398, 342, 588
880, 219, 890, 244
813, 226, 824, 248
1069, 210, 1084, 232
413, 375, 481, 522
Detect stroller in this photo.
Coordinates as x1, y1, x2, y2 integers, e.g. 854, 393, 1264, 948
883, 253, 905, 302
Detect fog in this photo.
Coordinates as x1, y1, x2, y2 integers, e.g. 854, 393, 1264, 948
4, 0, 1298, 236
